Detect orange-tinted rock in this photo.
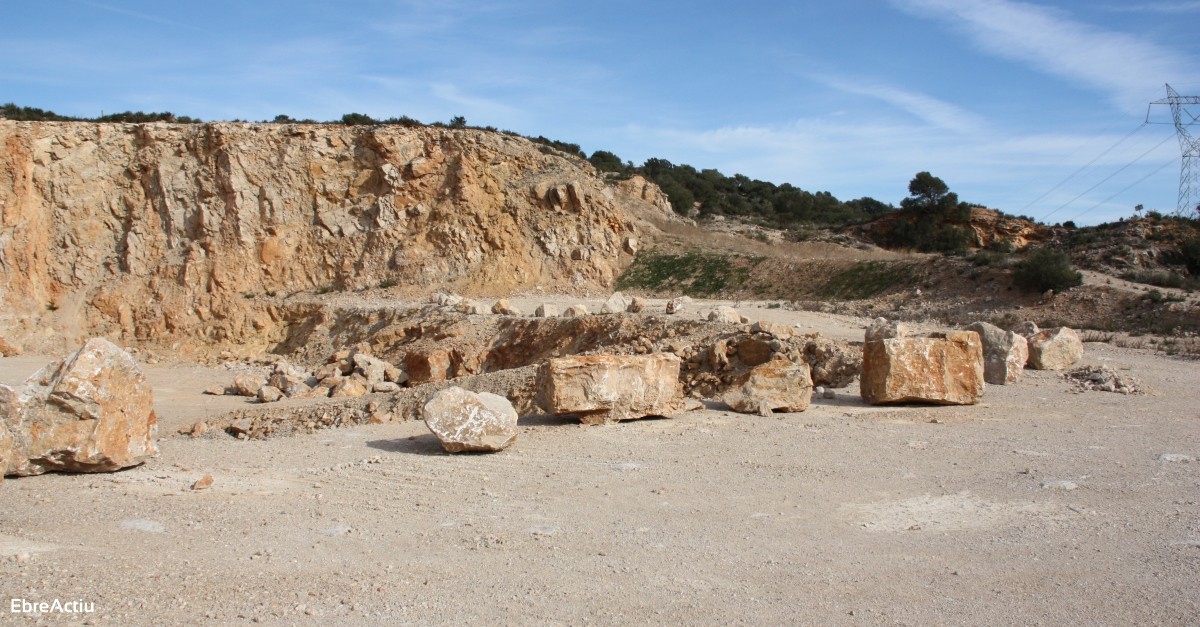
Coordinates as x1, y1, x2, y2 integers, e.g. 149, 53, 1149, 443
724, 359, 813, 416
403, 349, 453, 385
1027, 327, 1083, 370
536, 354, 683, 425
3, 338, 158, 476
860, 331, 984, 406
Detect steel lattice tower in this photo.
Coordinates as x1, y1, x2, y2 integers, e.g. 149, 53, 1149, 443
1147, 84, 1200, 215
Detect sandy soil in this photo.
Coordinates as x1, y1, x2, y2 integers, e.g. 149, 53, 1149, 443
1, 305, 1198, 625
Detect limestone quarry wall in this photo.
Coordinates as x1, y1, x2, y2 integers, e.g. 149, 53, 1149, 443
0, 121, 655, 351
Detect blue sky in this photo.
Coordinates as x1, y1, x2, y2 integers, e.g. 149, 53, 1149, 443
3, 0, 1198, 225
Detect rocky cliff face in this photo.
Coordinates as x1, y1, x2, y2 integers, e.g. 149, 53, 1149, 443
0, 122, 663, 351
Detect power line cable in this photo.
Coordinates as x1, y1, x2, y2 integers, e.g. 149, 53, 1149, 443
1066, 157, 1178, 223
1041, 131, 1176, 222
1018, 123, 1147, 215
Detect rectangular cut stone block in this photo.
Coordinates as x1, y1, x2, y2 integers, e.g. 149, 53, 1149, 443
860, 331, 985, 406
536, 354, 683, 425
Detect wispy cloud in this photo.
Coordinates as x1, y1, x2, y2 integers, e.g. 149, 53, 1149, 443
889, 0, 1187, 112
79, 1, 204, 32
814, 75, 987, 134
1101, 1, 1200, 12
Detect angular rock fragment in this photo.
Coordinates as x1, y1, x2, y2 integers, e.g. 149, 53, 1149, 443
626, 296, 646, 314
751, 320, 795, 339
724, 359, 813, 416
665, 297, 689, 314
536, 354, 683, 425
563, 304, 589, 317
865, 317, 909, 342
421, 386, 518, 453
403, 349, 452, 385
966, 321, 1029, 385
1027, 327, 1083, 370
257, 385, 284, 403
601, 292, 628, 314
231, 373, 267, 397
330, 377, 370, 399
707, 306, 742, 324
2, 338, 158, 476
0, 336, 22, 357
534, 304, 559, 318
491, 299, 521, 316
860, 331, 985, 406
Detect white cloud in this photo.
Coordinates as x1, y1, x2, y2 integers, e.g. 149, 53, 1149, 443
890, 0, 1188, 112
813, 76, 988, 134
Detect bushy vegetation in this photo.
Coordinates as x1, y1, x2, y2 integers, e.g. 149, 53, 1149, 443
616, 250, 761, 296
592, 155, 893, 228
2, 102, 201, 123
873, 172, 975, 254
1013, 248, 1083, 293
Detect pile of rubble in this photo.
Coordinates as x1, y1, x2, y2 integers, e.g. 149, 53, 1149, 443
208, 345, 407, 403
1062, 365, 1146, 395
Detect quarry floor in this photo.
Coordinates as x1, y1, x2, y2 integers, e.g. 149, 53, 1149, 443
1, 302, 1198, 625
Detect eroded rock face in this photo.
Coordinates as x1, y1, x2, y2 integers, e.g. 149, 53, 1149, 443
966, 321, 1029, 385
1028, 327, 1083, 370
3, 338, 158, 476
860, 331, 985, 406
535, 354, 682, 424
0, 122, 660, 350
724, 359, 813, 416
421, 387, 518, 453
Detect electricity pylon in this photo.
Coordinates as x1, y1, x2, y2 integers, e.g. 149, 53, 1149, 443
1147, 84, 1200, 215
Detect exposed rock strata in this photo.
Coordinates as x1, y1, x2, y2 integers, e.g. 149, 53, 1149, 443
0, 121, 659, 352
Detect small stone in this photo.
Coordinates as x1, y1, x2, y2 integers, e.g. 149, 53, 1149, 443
1157, 453, 1194, 463
626, 296, 647, 313
203, 385, 227, 396
372, 381, 401, 393
665, 297, 689, 314
191, 475, 214, 490
822, 388, 836, 400
534, 304, 559, 318
563, 304, 589, 317
491, 299, 521, 316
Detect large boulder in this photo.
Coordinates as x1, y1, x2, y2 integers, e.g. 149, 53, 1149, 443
536, 354, 683, 425
1027, 327, 1083, 370
966, 321, 1029, 384
421, 387, 518, 453
708, 306, 742, 324
600, 292, 628, 314
860, 331, 985, 406
724, 359, 813, 416
2, 338, 158, 476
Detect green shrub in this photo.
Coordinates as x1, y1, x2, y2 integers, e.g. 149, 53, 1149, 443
1013, 248, 1082, 293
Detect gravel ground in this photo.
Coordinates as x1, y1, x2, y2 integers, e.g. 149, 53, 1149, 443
1, 306, 1197, 625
